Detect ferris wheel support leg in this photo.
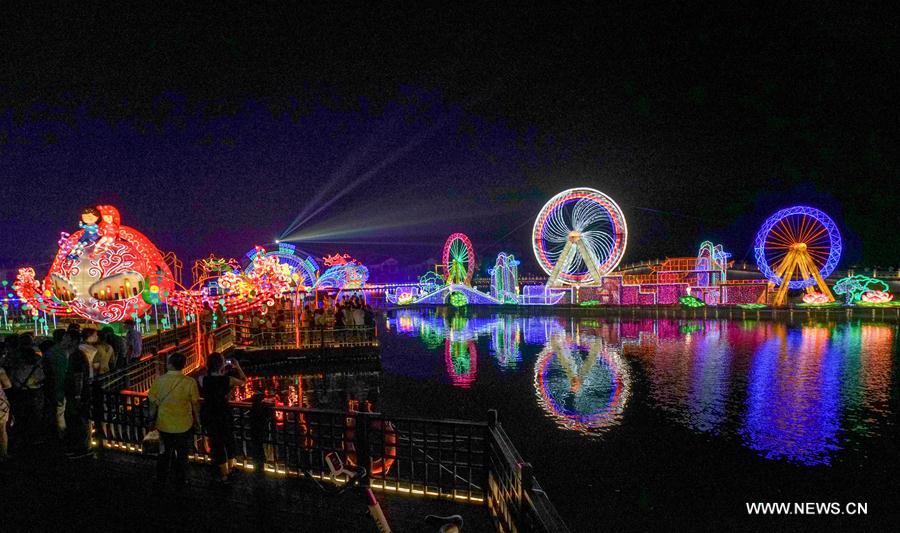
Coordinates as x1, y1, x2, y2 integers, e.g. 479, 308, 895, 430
771, 251, 798, 307
796, 257, 815, 296
546, 241, 575, 287
575, 238, 605, 286
757, 284, 773, 304
807, 259, 836, 302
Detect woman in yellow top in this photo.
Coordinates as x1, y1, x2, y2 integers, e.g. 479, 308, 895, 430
148, 352, 200, 488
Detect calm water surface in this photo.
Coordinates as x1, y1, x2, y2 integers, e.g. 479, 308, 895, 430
248, 308, 900, 530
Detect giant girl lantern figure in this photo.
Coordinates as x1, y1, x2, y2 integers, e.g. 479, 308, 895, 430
15, 205, 174, 323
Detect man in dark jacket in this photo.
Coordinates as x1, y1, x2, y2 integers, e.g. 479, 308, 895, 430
64, 331, 93, 459
42, 329, 70, 438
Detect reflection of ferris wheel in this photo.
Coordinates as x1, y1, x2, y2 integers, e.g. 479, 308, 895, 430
443, 233, 475, 285
754, 206, 841, 306
534, 335, 630, 434
533, 188, 627, 286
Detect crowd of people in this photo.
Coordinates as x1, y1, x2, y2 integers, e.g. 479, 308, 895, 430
0, 323, 133, 461
299, 295, 375, 329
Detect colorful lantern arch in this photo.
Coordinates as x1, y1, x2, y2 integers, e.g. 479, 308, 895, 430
245, 243, 319, 288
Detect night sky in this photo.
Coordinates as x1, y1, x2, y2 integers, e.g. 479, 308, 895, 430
1, 5, 897, 277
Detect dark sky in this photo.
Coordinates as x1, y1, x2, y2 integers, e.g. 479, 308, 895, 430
1, 4, 897, 277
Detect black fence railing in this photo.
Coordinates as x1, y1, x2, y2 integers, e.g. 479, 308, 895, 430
93, 389, 487, 502
487, 411, 569, 532
247, 327, 379, 350
90, 326, 568, 532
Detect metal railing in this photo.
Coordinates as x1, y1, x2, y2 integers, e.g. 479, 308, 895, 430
92, 380, 566, 531
210, 323, 236, 353
249, 327, 379, 350
94, 323, 229, 392
90, 324, 567, 531
94, 389, 487, 502
487, 411, 569, 532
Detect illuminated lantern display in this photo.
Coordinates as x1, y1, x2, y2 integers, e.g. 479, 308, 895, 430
449, 291, 469, 307
395, 287, 416, 305
15, 205, 173, 323
679, 295, 706, 308
170, 246, 294, 317
833, 275, 890, 305
533, 187, 628, 286
314, 254, 369, 290
802, 292, 831, 305
418, 271, 446, 293
860, 290, 893, 304
489, 253, 520, 304
244, 243, 319, 288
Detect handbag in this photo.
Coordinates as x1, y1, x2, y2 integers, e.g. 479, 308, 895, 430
141, 429, 161, 455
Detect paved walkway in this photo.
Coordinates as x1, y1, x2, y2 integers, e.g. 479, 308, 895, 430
0, 440, 492, 532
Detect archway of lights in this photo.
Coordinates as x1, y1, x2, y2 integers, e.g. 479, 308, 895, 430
314, 253, 369, 290
14, 205, 174, 323
754, 206, 841, 306
244, 243, 319, 289
443, 233, 475, 285
534, 334, 630, 434
533, 187, 628, 286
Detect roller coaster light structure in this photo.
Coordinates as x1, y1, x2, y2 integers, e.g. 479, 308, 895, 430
696, 241, 730, 286
533, 187, 627, 286
489, 253, 520, 304
754, 206, 841, 306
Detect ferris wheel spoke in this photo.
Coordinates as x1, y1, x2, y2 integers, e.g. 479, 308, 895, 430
791, 215, 806, 241
766, 233, 794, 250
803, 226, 828, 247
796, 220, 818, 245
768, 224, 795, 247
777, 218, 796, 243
797, 215, 814, 244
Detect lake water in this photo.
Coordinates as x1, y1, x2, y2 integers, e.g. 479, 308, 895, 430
247, 308, 900, 529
